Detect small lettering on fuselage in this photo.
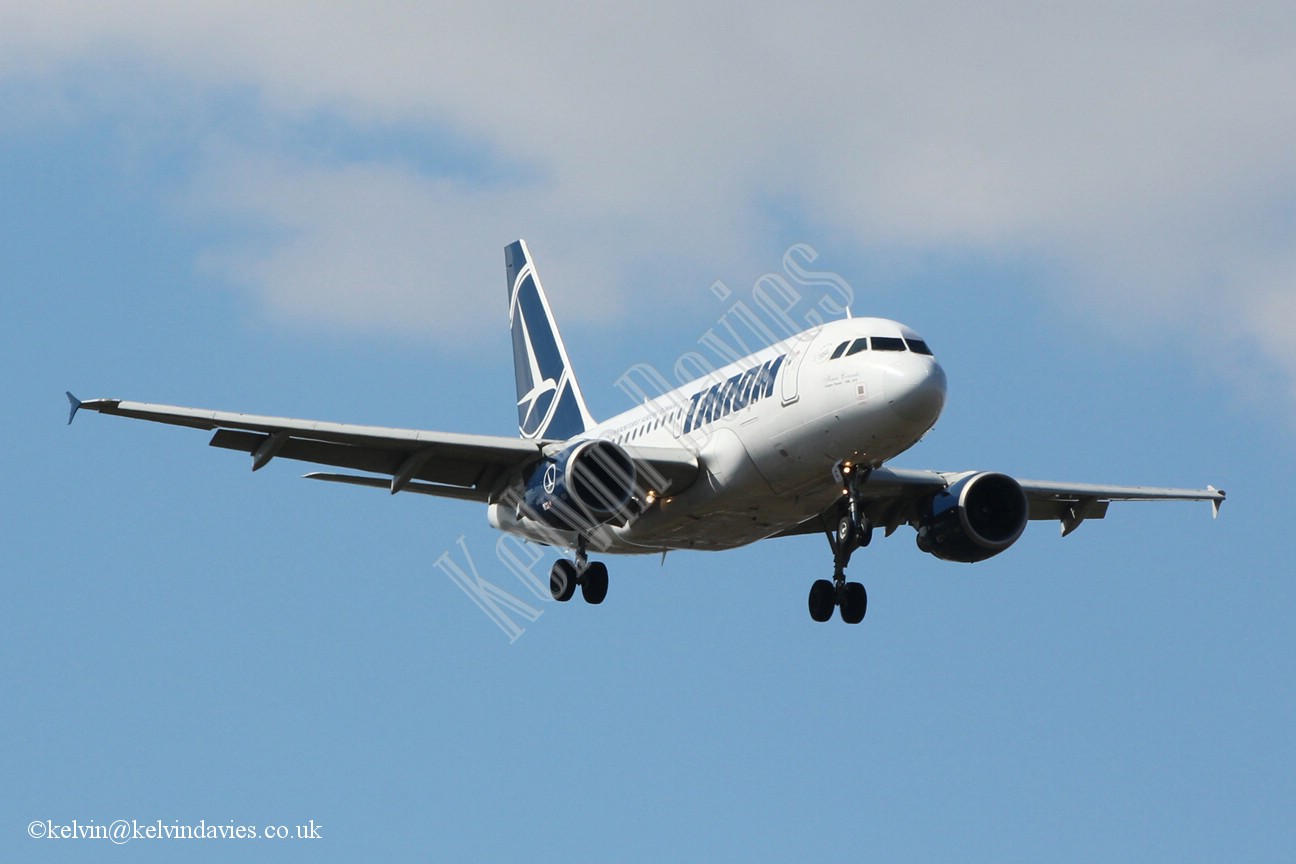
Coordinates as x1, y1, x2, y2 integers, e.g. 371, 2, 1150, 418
682, 354, 785, 435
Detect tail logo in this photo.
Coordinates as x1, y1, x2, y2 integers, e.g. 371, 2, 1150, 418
506, 241, 594, 441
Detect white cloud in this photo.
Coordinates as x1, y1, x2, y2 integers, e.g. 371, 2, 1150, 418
190, 149, 526, 338
3, 2, 1295, 394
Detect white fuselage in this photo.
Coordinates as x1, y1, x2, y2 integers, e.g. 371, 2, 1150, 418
489, 318, 948, 553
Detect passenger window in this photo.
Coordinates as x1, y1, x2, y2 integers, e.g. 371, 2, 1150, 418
905, 338, 933, 356
872, 336, 906, 351
830, 341, 849, 360
846, 338, 869, 356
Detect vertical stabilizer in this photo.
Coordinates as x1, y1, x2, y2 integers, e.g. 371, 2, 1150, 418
505, 240, 596, 440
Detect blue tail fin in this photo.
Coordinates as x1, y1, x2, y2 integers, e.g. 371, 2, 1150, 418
505, 240, 595, 440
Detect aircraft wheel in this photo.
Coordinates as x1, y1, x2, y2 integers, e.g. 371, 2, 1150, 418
808, 579, 836, 622
837, 513, 873, 553
550, 559, 577, 602
837, 514, 856, 551
581, 561, 609, 605
840, 581, 868, 624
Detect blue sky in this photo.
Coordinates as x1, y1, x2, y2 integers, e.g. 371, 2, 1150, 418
4, 3, 1294, 861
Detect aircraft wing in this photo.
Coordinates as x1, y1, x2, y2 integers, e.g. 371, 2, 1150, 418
67, 394, 545, 501
773, 466, 1225, 540
67, 394, 702, 502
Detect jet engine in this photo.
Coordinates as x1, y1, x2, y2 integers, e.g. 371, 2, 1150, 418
915, 472, 1029, 563
522, 439, 637, 530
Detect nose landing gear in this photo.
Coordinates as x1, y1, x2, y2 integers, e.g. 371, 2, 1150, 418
809, 462, 872, 624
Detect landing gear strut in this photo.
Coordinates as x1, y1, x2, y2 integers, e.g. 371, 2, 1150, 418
549, 536, 609, 605
809, 461, 872, 624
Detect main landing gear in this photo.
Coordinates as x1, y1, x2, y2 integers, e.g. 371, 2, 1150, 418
549, 536, 609, 605
809, 462, 872, 624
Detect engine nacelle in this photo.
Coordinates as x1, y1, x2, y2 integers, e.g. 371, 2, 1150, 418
522, 439, 637, 530
915, 472, 1029, 563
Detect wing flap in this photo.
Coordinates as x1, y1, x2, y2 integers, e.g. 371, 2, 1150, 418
1015, 478, 1224, 535
74, 397, 545, 500
208, 429, 501, 488
304, 473, 491, 502
210, 429, 403, 475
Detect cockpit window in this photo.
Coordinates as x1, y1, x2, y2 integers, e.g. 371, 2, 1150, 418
872, 336, 906, 352
830, 335, 934, 358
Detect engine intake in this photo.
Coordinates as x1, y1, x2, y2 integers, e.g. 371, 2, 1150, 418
915, 472, 1029, 563
522, 440, 637, 530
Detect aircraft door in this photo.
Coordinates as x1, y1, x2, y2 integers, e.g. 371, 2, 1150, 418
780, 331, 814, 405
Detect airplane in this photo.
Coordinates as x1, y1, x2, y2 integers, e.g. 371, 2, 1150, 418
67, 239, 1225, 624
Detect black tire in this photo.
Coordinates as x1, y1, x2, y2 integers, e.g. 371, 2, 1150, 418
857, 525, 873, 548
840, 581, 868, 624
581, 561, 609, 605
550, 559, 577, 602
808, 579, 836, 622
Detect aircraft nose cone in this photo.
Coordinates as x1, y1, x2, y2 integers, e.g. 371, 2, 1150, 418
884, 357, 947, 425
